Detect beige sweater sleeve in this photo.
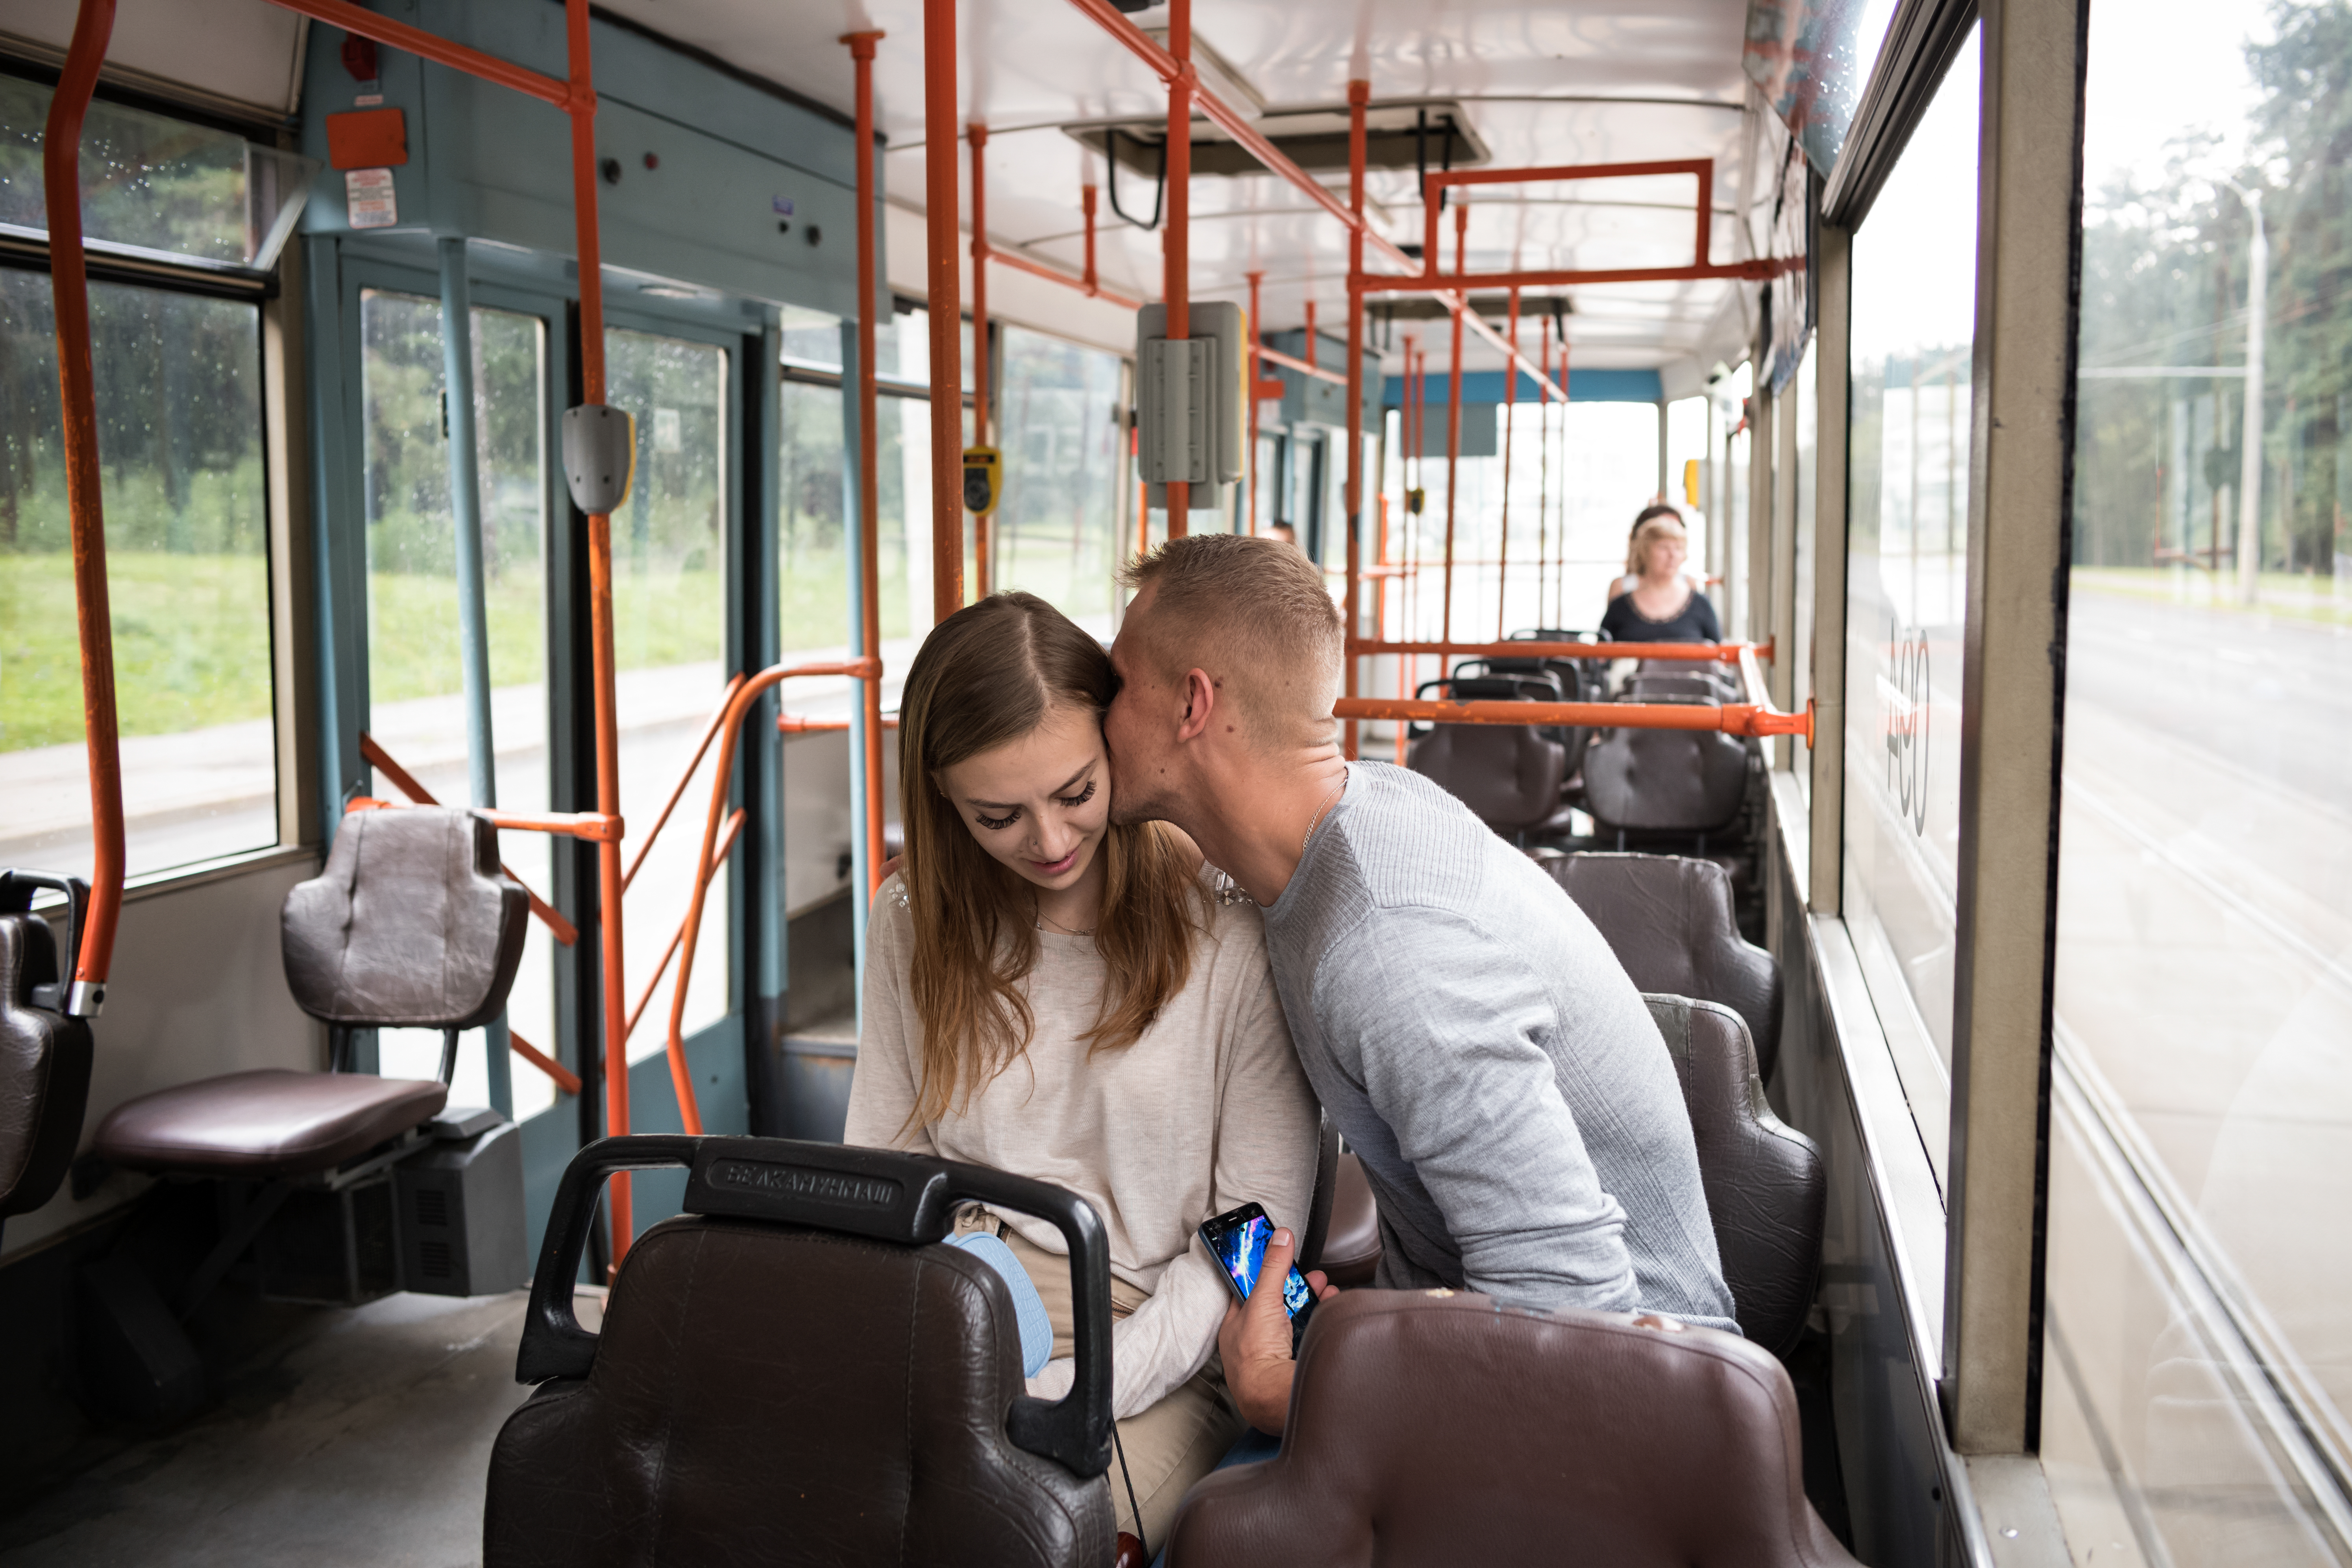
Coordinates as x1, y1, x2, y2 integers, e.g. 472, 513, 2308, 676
841, 878, 938, 1158
1031, 960, 1320, 1418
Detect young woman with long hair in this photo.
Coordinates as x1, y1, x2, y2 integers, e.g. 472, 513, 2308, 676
844, 591, 1319, 1555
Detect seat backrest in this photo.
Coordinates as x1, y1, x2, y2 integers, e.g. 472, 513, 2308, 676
282, 807, 529, 1030
1624, 671, 1721, 701
1547, 852, 1781, 1078
1165, 1291, 1859, 1568
1407, 722, 1566, 833
0, 906, 94, 1219
1581, 723, 1749, 832
486, 1135, 1116, 1568
1643, 995, 1823, 1357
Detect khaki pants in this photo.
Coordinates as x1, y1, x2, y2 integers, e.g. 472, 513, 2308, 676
962, 1213, 1243, 1555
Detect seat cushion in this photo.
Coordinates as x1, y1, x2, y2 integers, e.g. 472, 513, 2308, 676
282, 807, 529, 1030
94, 1069, 446, 1178
1407, 724, 1568, 833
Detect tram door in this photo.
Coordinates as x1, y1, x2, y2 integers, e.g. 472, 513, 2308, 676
338, 250, 765, 1250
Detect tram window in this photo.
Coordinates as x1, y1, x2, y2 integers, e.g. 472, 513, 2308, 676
2041, 1, 2352, 1557
1840, 25, 1979, 1121
358, 290, 557, 1113
0, 75, 309, 270
779, 303, 843, 374
607, 327, 732, 1048
989, 324, 1127, 631
874, 302, 976, 394
0, 268, 277, 886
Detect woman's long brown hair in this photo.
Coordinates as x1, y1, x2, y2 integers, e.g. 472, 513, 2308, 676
897, 592, 1203, 1128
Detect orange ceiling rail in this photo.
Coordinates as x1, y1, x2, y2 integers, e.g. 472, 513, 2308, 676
43, 0, 124, 1018
1353, 157, 1797, 295
988, 240, 1145, 311
664, 659, 879, 1135
1058, 0, 1563, 409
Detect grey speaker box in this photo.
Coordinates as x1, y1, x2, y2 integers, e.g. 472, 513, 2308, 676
395, 1110, 527, 1297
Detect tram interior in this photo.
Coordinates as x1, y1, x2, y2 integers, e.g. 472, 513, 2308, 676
0, 0, 2346, 1562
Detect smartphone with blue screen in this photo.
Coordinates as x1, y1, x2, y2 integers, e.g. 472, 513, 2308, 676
1198, 1202, 1317, 1353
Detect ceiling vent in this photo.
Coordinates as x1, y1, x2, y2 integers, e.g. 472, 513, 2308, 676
1067, 100, 1487, 185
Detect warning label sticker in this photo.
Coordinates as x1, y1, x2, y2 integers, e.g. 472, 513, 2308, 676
346, 168, 397, 230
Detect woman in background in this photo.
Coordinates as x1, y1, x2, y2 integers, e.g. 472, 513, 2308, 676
1602, 505, 1720, 644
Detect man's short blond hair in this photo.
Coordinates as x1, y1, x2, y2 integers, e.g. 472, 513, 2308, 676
1120, 534, 1343, 749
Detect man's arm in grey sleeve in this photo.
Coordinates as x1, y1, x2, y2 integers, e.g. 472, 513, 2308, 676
1319, 909, 1640, 1313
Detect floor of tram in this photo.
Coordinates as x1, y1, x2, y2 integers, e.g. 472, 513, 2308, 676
0, 1287, 599, 1568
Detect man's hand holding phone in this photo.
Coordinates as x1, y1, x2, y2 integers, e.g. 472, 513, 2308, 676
1215, 1226, 1337, 1436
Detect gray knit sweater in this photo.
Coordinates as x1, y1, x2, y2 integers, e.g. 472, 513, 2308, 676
1260, 763, 1738, 1332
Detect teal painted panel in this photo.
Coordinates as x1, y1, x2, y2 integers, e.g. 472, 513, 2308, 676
1267, 329, 1383, 433
299, 0, 867, 317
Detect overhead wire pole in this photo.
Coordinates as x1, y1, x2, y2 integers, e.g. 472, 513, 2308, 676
1163, 0, 1192, 534
925, 0, 965, 619
1343, 80, 1368, 760
1441, 202, 1466, 643
969, 121, 991, 597
42, 0, 123, 1020
844, 31, 887, 928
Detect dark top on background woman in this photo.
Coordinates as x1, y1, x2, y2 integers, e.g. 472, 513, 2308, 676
1601, 587, 1720, 644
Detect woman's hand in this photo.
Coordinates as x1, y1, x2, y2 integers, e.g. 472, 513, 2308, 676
1214, 1227, 1335, 1435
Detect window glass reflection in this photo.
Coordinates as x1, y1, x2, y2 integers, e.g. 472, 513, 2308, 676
0, 272, 275, 883
2043, 1, 2352, 1558
1841, 28, 1978, 1087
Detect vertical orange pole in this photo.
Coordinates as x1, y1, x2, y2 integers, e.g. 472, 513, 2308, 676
847, 31, 886, 897
1305, 301, 1317, 372
1441, 203, 1466, 643
969, 122, 992, 598
44, 0, 123, 1011
1497, 285, 1518, 639
1342, 79, 1366, 760
562, 0, 634, 1254
1537, 321, 1551, 629
1082, 183, 1100, 295
1246, 270, 1264, 536
925, 0, 964, 620
1163, 0, 1191, 533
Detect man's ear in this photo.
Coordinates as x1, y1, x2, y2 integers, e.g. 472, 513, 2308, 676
1175, 667, 1217, 744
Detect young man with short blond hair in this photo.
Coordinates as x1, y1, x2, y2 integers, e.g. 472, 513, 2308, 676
1106, 533, 1734, 1435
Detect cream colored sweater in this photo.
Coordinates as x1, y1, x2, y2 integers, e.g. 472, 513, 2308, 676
846, 871, 1320, 1420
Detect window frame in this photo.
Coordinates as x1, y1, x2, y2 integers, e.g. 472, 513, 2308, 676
0, 67, 303, 897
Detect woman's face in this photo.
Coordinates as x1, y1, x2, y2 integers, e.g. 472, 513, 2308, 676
936, 701, 1112, 893
1642, 527, 1688, 579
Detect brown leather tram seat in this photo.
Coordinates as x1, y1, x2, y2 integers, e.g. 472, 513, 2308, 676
1311, 993, 1821, 1354
485, 1135, 1117, 1568
1581, 700, 1751, 837
0, 873, 96, 1223
1548, 850, 1783, 1080
1165, 1290, 1861, 1568
1406, 675, 1574, 838
93, 808, 526, 1180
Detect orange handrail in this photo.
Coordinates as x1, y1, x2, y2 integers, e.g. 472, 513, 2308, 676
623, 808, 745, 1043
1349, 638, 1772, 664
1333, 695, 1814, 744
778, 713, 899, 734
509, 1028, 583, 1097
663, 659, 880, 1134
845, 31, 889, 898
271, 0, 634, 1259
619, 673, 746, 893
44, 0, 124, 1017
358, 732, 581, 945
